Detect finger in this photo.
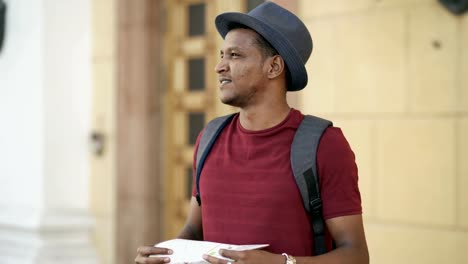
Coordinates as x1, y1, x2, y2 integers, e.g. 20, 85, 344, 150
202, 253, 232, 264
134, 255, 171, 264
137, 246, 173, 256
219, 249, 244, 261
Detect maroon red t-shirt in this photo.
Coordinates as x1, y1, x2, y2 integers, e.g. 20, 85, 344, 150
192, 109, 362, 256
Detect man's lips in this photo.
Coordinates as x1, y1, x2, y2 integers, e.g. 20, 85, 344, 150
219, 77, 232, 86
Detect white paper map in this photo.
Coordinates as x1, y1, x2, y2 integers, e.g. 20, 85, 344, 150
151, 239, 269, 264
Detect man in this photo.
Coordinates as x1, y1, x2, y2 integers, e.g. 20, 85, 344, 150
136, 2, 368, 264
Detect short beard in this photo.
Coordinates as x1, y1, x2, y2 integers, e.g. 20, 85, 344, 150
220, 88, 257, 108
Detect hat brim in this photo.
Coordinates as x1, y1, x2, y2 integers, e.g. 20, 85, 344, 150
215, 12, 308, 91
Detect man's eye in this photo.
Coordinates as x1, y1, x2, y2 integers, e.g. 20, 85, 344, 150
231, 52, 239, 57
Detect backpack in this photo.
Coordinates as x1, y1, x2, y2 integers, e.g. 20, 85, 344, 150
195, 113, 333, 256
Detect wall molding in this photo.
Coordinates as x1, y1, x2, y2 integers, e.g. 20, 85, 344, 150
0, 207, 98, 264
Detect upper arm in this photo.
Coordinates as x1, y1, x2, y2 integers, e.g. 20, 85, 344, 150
177, 197, 203, 240
316, 128, 368, 262
179, 130, 204, 240
326, 214, 368, 259
186, 196, 203, 229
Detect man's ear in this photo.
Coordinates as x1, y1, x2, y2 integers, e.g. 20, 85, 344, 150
266, 55, 285, 79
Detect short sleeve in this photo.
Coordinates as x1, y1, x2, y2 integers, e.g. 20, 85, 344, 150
191, 130, 204, 197
317, 127, 362, 220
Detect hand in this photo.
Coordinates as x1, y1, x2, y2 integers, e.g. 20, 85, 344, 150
134, 246, 173, 264
202, 249, 284, 264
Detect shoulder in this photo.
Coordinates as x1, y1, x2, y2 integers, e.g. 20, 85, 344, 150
195, 113, 239, 143
318, 127, 355, 158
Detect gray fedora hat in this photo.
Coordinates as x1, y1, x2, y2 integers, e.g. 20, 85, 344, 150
215, 1, 312, 91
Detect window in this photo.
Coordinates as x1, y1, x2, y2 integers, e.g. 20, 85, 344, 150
188, 3, 205, 36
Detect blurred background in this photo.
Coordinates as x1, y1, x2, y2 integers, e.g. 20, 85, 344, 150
0, 0, 467, 263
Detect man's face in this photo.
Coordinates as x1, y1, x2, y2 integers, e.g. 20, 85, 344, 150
215, 28, 269, 108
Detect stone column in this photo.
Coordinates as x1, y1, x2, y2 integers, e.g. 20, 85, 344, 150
0, 0, 98, 263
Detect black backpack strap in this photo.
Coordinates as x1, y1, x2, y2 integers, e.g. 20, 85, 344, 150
195, 113, 236, 206
290, 115, 332, 255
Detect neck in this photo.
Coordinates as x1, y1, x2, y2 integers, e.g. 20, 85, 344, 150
238, 100, 291, 131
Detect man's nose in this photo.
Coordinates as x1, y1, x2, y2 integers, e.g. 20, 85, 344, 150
215, 59, 228, 73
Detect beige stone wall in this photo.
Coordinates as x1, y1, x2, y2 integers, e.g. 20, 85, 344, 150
298, 0, 468, 263
90, 0, 117, 263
